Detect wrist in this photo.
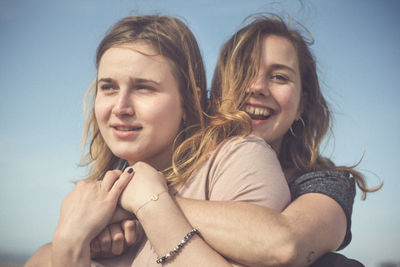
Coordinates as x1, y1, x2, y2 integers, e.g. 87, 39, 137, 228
135, 190, 171, 220
53, 226, 91, 254
52, 233, 90, 266
136, 190, 169, 214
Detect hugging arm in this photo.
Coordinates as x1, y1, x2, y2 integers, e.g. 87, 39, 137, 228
175, 171, 354, 267
176, 192, 347, 267
174, 136, 291, 266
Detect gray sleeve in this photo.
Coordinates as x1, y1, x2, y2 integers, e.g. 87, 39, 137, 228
289, 170, 356, 250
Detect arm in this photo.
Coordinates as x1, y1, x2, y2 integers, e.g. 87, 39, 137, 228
175, 192, 346, 267
119, 161, 232, 267
25, 210, 137, 266
174, 143, 351, 267
175, 135, 291, 265
24, 243, 52, 267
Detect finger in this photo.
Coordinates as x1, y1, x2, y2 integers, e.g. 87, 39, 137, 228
109, 224, 125, 255
90, 238, 101, 259
101, 170, 122, 192
121, 219, 137, 246
109, 167, 134, 198
98, 226, 112, 254
109, 207, 135, 224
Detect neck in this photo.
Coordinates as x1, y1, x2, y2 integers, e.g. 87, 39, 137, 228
127, 152, 173, 172
270, 140, 282, 155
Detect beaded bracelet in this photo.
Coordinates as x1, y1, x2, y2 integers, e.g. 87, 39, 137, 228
156, 228, 199, 264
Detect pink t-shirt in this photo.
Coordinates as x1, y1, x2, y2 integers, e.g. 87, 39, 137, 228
93, 135, 290, 266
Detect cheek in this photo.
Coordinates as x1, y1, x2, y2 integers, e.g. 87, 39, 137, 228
94, 96, 112, 127
140, 97, 183, 127
275, 89, 301, 115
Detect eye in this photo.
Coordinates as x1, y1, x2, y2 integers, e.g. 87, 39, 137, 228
136, 84, 156, 91
271, 74, 290, 83
99, 84, 114, 91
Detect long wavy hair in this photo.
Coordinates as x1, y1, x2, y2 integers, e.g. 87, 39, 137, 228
210, 15, 379, 199
81, 15, 252, 188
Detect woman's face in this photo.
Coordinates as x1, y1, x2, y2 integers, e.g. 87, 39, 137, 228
245, 35, 302, 153
95, 43, 184, 170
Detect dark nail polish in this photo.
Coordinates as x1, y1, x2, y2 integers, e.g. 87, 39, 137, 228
127, 168, 134, 174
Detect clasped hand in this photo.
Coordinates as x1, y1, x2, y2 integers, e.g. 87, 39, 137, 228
54, 161, 168, 259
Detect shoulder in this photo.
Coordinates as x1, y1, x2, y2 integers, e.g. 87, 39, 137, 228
210, 134, 281, 179
222, 134, 272, 147
215, 134, 275, 159
205, 134, 289, 210
211, 134, 279, 178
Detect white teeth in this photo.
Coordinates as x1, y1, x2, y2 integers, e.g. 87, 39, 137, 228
247, 106, 255, 115
245, 106, 270, 116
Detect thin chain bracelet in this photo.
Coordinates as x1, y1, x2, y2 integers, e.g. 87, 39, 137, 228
135, 190, 168, 215
156, 229, 199, 264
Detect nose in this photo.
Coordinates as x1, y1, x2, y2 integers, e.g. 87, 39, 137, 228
247, 74, 270, 96
113, 90, 134, 117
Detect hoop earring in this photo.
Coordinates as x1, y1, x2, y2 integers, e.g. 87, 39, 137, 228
289, 117, 305, 137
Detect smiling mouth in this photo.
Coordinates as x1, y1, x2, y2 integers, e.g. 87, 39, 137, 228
245, 106, 272, 120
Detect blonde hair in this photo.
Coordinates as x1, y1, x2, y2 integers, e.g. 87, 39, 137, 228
81, 15, 251, 189
210, 15, 380, 199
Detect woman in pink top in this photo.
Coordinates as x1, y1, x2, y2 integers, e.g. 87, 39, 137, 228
25, 15, 290, 267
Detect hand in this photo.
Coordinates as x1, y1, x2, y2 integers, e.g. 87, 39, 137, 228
91, 220, 137, 259
119, 161, 168, 215
53, 168, 134, 247
109, 206, 136, 224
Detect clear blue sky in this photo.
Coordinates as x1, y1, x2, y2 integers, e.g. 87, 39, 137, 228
1, 0, 399, 266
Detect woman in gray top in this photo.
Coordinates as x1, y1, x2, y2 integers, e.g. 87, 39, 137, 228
92, 14, 378, 266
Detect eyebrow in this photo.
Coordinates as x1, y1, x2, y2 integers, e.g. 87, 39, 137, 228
97, 77, 161, 85
269, 64, 297, 75
97, 78, 113, 83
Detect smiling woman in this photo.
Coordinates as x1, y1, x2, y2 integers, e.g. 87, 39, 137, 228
244, 34, 303, 152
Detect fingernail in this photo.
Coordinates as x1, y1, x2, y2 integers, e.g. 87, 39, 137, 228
127, 168, 134, 174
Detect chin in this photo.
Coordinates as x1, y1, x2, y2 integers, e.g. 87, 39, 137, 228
109, 149, 135, 162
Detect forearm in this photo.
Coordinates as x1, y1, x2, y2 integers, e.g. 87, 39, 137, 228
175, 194, 347, 267
175, 197, 293, 267
136, 193, 232, 266
279, 193, 347, 266
25, 243, 52, 267
51, 231, 91, 267
24, 240, 91, 267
